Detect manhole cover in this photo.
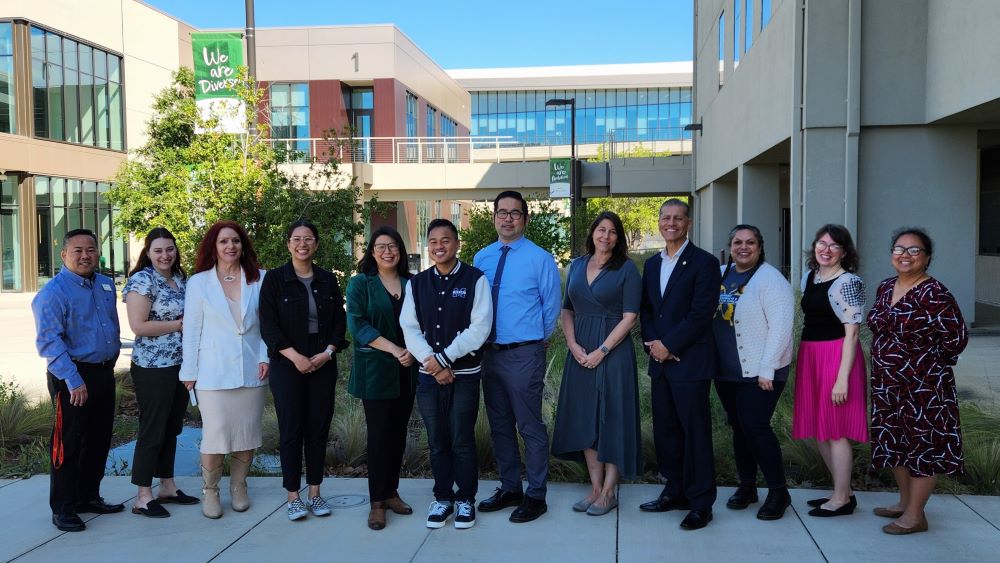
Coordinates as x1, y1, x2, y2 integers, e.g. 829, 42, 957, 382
327, 494, 369, 508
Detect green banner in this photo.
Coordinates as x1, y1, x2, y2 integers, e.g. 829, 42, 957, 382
192, 32, 244, 100
549, 158, 571, 198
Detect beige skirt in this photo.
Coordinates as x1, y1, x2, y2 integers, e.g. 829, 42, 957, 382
196, 386, 267, 454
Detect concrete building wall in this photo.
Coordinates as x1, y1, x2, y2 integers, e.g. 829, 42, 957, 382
255, 25, 470, 129
924, 0, 1000, 123
857, 126, 978, 316
694, 0, 795, 187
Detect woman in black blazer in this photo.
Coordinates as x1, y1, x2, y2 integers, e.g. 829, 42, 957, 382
346, 226, 418, 530
259, 220, 348, 522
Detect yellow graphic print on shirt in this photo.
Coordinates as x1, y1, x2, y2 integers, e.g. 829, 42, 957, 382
716, 282, 744, 326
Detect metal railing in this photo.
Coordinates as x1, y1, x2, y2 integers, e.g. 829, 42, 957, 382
267, 128, 692, 165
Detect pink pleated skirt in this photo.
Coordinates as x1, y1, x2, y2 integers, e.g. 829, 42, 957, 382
792, 338, 869, 442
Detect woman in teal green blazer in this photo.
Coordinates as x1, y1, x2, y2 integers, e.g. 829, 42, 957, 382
346, 226, 418, 531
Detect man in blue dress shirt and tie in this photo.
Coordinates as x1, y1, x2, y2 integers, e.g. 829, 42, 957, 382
474, 190, 561, 523
32, 229, 124, 532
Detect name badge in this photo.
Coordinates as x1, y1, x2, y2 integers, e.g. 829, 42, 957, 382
102, 283, 113, 292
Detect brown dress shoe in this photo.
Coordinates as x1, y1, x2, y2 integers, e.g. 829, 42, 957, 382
385, 493, 413, 515
883, 517, 928, 535
368, 502, 386, 530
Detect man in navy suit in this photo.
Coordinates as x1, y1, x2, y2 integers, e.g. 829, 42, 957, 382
638, 198, 721, 530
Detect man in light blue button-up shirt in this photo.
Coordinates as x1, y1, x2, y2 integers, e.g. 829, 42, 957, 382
474, 190, 560, 523
32, 229, 122, 531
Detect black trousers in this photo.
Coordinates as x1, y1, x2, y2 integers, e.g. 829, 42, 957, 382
269, 335, 337, 492
130, 363, 189, 487
650, 376, 717, 511
362, 382, 414, 502
714, 379, 788, 489
48, 363, 116, 515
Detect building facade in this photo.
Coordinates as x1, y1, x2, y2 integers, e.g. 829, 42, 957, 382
692, 0, 1000, 323
451, 63, 693, 158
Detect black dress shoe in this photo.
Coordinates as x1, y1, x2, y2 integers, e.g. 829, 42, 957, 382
478, 487, 524, 513
52, 513, 86, 532
639, 496, 691, 513
509, 497, 547, 523
756, 488, 792, 520
725, 484, 759, 510
77, 497, 125, 514
679, 509, 713, 530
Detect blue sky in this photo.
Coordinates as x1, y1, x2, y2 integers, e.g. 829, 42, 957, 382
145, 0, 693, 68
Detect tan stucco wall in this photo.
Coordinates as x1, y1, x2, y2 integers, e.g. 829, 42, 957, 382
254, 25, 471, 128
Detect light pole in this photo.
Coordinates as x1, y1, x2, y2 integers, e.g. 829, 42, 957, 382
545, 97, 579, 256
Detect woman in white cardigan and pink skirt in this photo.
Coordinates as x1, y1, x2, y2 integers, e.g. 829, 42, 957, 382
712, 225, 795, 521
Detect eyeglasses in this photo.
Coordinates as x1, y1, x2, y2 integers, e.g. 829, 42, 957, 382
495, 210, 524, 220
289, 237, 316, 244
815, 241, 843, 252
892, 245, 926, 256
373, 243, 399, 253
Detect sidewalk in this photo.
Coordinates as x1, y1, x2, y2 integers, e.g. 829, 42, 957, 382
0, 477, 997, 562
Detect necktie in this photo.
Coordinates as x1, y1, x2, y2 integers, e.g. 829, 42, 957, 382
489, 245, 511, 343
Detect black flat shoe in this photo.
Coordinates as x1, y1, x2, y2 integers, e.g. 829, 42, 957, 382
757, 488, 792, 520
639, 496, 691, 513
52, 513, 86, 532
726, 484, 759, 510
157, 489, 200, 505
808, 502, 855, 517
509, 497, 547, 523
478, 487, 524, 513
680, 509, 713, 530
807, 494, 856, 508
77, 497, 125, 514
132, 499, 170, 518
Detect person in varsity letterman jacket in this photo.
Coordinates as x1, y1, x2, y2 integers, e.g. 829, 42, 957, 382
400, 218, 492, 531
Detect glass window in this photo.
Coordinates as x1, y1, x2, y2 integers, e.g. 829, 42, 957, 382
734, 0, 741, 64
270, 82, 310, 159
719, 11, 726, 87
745, 0, 754, 52
761, 0, 772, 30
30, 27, 124, 150
0, 23, 14, 133
1, 174, 21, 291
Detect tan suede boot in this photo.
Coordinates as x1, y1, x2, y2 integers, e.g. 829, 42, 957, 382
229, 455, 252, 512
368, 501, 386, 530
201, 465, 223, 519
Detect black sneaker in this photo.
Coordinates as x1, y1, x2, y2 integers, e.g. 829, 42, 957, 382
454, 500, 476, 529
426, 500, 454, 529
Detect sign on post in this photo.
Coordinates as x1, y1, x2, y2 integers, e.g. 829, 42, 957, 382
192, 32, 246, 134
549, 158, 571, 198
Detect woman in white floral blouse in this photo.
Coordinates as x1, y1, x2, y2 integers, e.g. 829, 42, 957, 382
123, 228, 198, 518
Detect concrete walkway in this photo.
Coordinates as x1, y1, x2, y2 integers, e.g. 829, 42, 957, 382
0, 477, 997, 562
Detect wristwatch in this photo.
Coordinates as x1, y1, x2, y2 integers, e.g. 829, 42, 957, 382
599, 345, 610, 355
324, 347, 334, 358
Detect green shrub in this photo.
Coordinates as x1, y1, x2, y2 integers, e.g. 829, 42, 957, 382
0, 379, 52, 447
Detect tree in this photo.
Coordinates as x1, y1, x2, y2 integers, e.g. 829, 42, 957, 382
458, 198, 571, 265
584, 196, 665, 249
108, 67, 378, 282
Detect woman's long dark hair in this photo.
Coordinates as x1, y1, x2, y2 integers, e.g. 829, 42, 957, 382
806, 223, 859, 273
721, 224, 764, 288
357, 226, 411, 278
129, 227, 185, 279
585, 211, 629, 270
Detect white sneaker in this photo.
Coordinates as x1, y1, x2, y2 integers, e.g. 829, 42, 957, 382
454, 500, 476, 529
426, 501, 454, 528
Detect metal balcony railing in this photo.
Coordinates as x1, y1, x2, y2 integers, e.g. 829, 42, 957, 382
267, 128, 692, 165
